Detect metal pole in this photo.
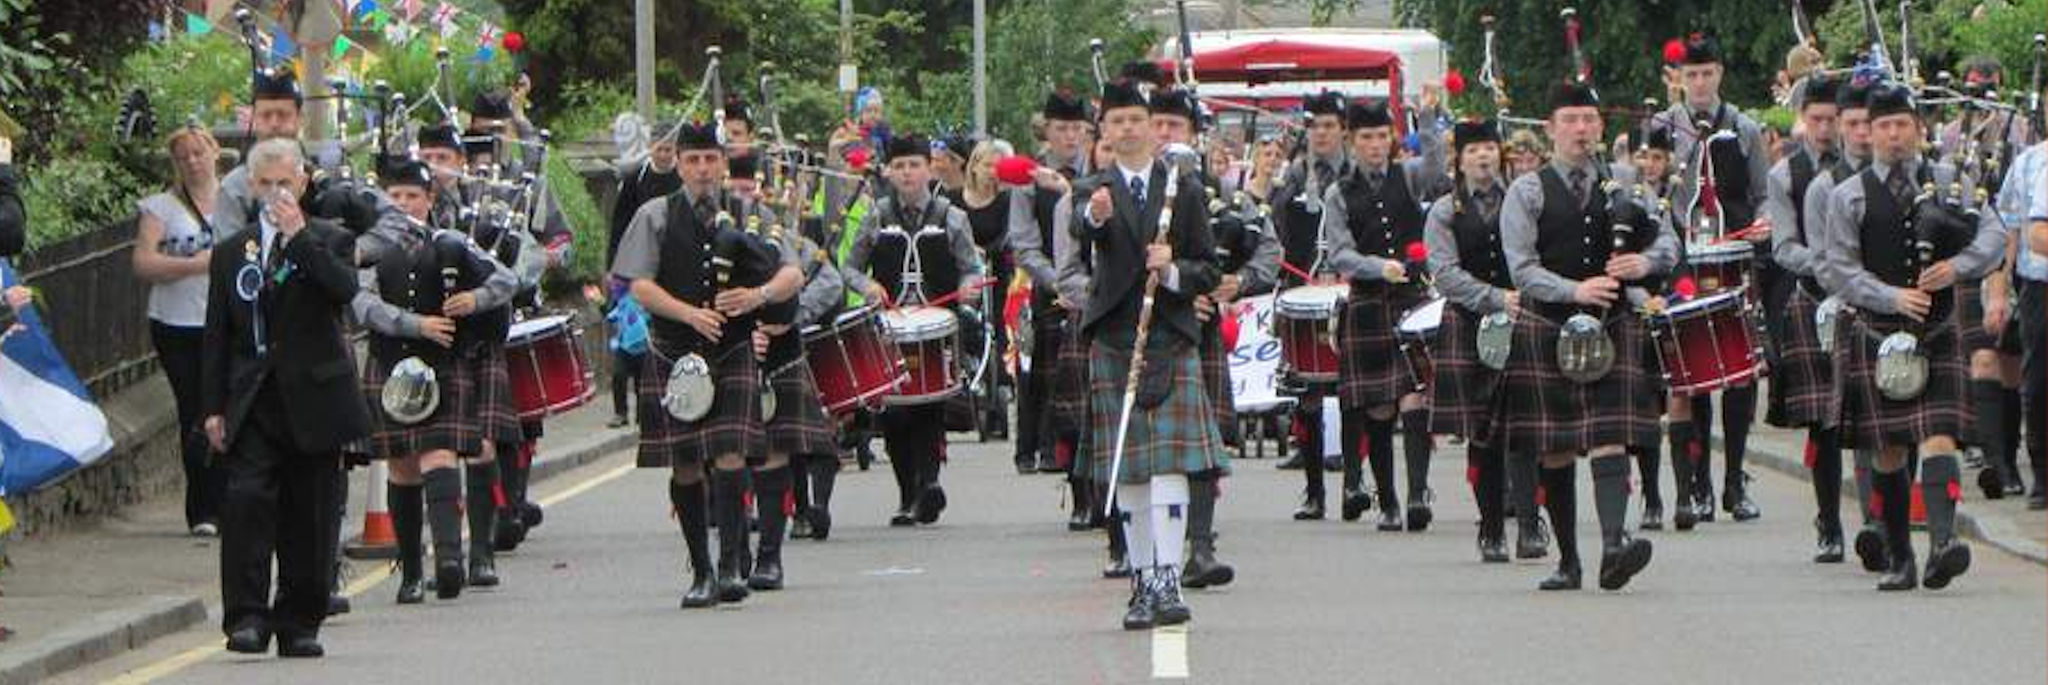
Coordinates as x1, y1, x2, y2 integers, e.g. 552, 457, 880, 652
635, 0, 654, 120
840, 0, 855, 115
973, 0, 987, 135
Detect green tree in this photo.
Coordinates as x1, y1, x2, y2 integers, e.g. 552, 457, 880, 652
1815, 0, 2045, 86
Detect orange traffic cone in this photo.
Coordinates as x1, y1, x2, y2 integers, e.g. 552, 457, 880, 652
345, 461, 399, 560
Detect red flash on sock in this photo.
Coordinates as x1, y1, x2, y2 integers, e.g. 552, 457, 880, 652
492, 482, 508, 509
1946, 482, 1963, 502
784, 490, 797, 516
1466, 465, 1480, 487
1803, 440, 1818, 470
1536, 485, 1548, 507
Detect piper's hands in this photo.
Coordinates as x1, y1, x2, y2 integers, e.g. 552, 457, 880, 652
1986, 291, 2010, 337
1573, 276, 1621, 307
1214, 274, 1242, 303
1089, 186, 1114, 226
1896, 288, 1933, 322
1194, 294, 1216, 322
1605, 253, 1650, 281
1502, 288, 1521, 311
681, 302, 727, 341
1917, 260, 1956, 292
752, 328, 770, 360
862, 282, 888, 305
1146, 244, 1174, 273
418, 316, 456, 347
1642, 296, 1669, 315
715, 286, 767, 317
443, 291, 479, 318
267, 192, 306, 238
1380, 260, 1409, 284
1031, 167, 1069, 193
203, 415, 226, 453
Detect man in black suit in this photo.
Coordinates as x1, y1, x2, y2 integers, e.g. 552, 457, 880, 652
201, 138, 370, 658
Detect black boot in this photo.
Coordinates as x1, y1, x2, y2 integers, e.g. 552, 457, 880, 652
672, 480, 717, 608
711, 470, 751, 604
1103, 507, 1133, 579
1475, 442, 1509, 563
423, 468, 466, 600
1538, 463, 1582, 591
790, 455, 814, 540
1811, 428, 1846, 564
1401, 409, 1434, 532
1069, 475, 1096, 530
1121, 570, 1156, 630
464, 462, 501, 588
1852, 449, 1888, 571
492, 441, 529, 552
750, 467, 790, 591
1669, 421, 1699, 531
1874, 470, 1917, 591
1367, 417, 1403, 531
1593, 457, 1653, 591
809, 453, 838, 540
1510, 450, 1549, 559
1633, 443, 1664, 531
1150, 566, 1191, 626
1721, 386, 1759, 521
1182, 474, 1234, 589
1919, 454, 1973, 590
1690, 396, 1718, 523
390, 482, 425, 605
1971, 379, 2016, 499
1300, 413, 1329, 520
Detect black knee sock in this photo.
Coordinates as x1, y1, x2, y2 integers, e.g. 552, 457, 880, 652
1475, 443, 1506, 540
790, 456, 813, 516
670, 480, 712, 577
422, 468, 464, 566
1510, 450, 1539, 530
2000, 386, 2023, 477
1919, 454, 1962, 549
888, 430, 918, 511
1590, 457, 1631, 549
1301, 408, 1325, 498
1633, 441, 1664, 509
1186, 471, 1220, 554
493, 441, 527, 509
754, 467, 790, 558
390, 482, 424, 581
1540, 463, 1580, 567
1690, 396, 1716, 498
1368, 417, 1399, 509
1401, 409, 1432, 502
463, 462, 499, 562
1874, 469, 1913, 562
1970, 379, 2013, 482
2028, 393, 2048, 490
1854, 449, 1878, 525
1811, 428, 1843, 530
1340, 409, 1364, 494
711, 470, 748, 573
1722, 386, 1756, 491
1669, 419, 1698, 505
809, 453, 839, 511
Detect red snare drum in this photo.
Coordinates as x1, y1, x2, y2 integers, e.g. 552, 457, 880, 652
802, 305, 905, 415
1275, 285, 1347, 384
879, 306, 961, 405
1397, 297, 1445, 391
505, 314, 596, 420
1687, 241, 1753, 295
1650, 290, 1764, 396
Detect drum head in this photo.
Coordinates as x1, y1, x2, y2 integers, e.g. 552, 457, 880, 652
1687, 241, 1754, 265
1399, 298, 1446, 335
882, 306, 959, 342
507, 314, 572, 343
1662, 289, 1744, 320
1276, 285, 1348, 318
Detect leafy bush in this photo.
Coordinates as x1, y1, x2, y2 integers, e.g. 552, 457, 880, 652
19, 157, 148, 252
542, 152, 607, 292
116, 32, 250, 141
365, 39, 518, 125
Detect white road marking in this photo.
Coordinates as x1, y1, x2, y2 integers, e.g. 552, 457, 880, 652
1152, 625, 1189, 679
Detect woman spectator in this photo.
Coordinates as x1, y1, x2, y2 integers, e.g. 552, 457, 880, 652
131, 125, 224, 537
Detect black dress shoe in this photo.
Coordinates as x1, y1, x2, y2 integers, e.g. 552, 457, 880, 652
326, 594, 351, 616
1538, 563, 1583, 591
1276, 453, 1306, 470
810, 509, 833, 541
1877, 554, 1919, 591
1068, 506, 1094, 531
1516, 518, 1550, 560
681, 574, 717, 608
1672, 502, 1697, 531
1813, 520, 1845, 564
1597, 537, 1653, 591
1853, 525, 1888, 572
275, 634, 324, 658
1036, 454, 1062, 473
790, 514, 815, 539
1151, 577, 1191, 626
1405, 501, 1434, 532
1921, 543, 1971, 590
1478, 534, 1509, 563
225, 625, 270, 654
715, 567, 751, 604
1293, 494, 1326, 521
1375, 507, 1405, 532
1694, 494, 1717, 523
519, 502, 545, 529
468, 558, 500, 588
1121, 584, 1156, 630
395, 578, 425, 605
1014, 458, 1036, 475
1321, 455, 1343, 471
890, 509, 916, 527
1640, 503, 1665, 531
1726, 480, 1761, 521
1978, 468, 2007, 500
493, 516, 527, 552
749, 557, 785, 591
914, 484, 948, 524
434, 559, 466, 600
2030, 489, 2048, 510
1103, 555, 1134, 579
1340, 489, 1372, 522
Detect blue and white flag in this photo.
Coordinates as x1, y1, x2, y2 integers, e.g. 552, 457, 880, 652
0, 261, 113, 496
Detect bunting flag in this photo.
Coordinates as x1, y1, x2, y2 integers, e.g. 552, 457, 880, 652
401, 0, 422, 21
476, 21, 498, 49
185, 12, 212, 36
0, 262, 114, 498
332, 34, 354, 61
354, 0, 379, 19
431, 1, 459, 30
383, 19, 410, 45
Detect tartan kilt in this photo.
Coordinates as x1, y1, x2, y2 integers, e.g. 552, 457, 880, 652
474, 344, 526, 445
637, 343, 766, 468
1767, 286, 1833, 428
1052, 320, 1092, 437
1955, 281, 1996, 352
1337, 285, 1428, 411
359, 351, 485, 459
1830, 310, 1970, 451
1428, 304, 1502, 444
1029, 310, 1082, 438
765, 355, 839, 457
1088, 341, 1226, 485
1199, 321, 1239, 447
1497, 305, 1662, 454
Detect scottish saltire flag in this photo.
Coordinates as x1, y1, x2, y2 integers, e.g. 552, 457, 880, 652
0, 261, 113, 497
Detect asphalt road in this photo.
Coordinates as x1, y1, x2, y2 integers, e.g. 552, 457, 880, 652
58, 435, 2048, 684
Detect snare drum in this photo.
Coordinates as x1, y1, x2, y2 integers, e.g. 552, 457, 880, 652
880, 306, 962, 405
1275, 285, 1347, 384
504, 314, 596, 420
1687, 241, 1754, 295
801, 305, 906, 415
1649, 290, 1763, 396
1397, 297, 1445, 390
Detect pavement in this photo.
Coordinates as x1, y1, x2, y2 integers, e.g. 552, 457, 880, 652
23, 418, 2046, 685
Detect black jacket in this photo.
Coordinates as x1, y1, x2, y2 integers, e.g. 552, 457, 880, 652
201, 217, 371, 454
1076, 159, 1218, 352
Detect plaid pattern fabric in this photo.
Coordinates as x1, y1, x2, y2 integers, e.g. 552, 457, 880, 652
474, 345, 525, 444
1497, 305, 1662, 454
1955, 281, 1997, 352
1428, 304, 1502, 444
1830, 311, 1971, 450
1199, 321, 1239, 447
360, 352, 485, 458
765, 355, 839, 457
1337, 285, 1428, 411
1029, 309, 1082, 439
1767, 287, 1833, 428
637, 343, 766, 468
1088, 341, 1226, 485
1052, 318, 1092, 437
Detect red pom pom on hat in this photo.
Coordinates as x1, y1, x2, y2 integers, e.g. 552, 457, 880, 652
994, 155, 1039, 185
1663, 38, 1687, 65
1443, 69, 1467, 96
1674, 275, 1699, 299
845, 147, 872, 171
503, 31, 526, 54
1404, 240, 1429, 263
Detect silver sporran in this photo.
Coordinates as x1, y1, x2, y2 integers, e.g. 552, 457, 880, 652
381, 357, 441, 425
662, 352, 716, 421
760, 384, 778, 421
1874, 331, 1929, 401
1815, 295, 1844, 354
1477, 310, 1515, 371
1556, 313, 1615, 384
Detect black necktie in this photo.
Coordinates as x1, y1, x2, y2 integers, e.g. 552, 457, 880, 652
694, 196, 715, 225
1569, 168, 1590, 208
1128, 175, 1146, 207
1886, 165, 1912, 206
1368, 170, 1386, 192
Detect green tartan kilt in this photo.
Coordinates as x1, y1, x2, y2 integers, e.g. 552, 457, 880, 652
1087, 340, 1226, 485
